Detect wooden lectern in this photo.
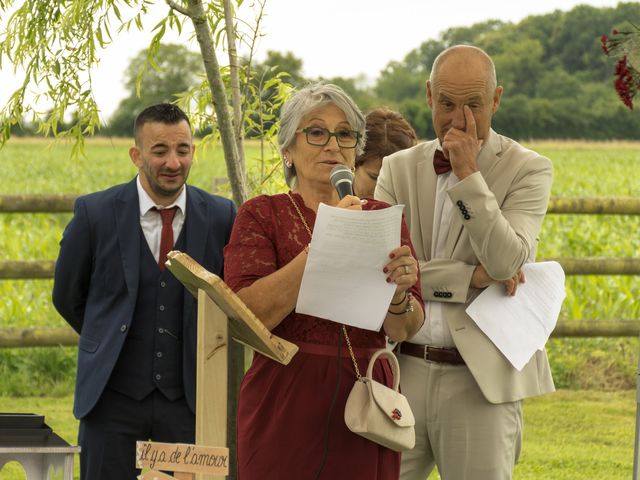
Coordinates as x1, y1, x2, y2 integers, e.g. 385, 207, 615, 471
135, 251, 298, 480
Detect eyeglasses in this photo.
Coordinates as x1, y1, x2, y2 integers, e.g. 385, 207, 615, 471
296, 127, 361, 148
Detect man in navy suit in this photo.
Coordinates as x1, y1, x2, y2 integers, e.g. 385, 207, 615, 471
52, 103, 237, 479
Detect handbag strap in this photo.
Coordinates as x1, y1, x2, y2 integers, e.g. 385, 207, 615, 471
342, 324, 363, 379
365, 349, 401, 391
286, 192, 364, 380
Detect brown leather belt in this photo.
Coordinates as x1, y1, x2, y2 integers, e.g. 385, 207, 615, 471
398, 342, 466, 365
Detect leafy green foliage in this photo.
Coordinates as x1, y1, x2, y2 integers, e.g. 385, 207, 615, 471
247, 50, 306, 89
106, 43, 204, 136
0, 0, 293, 206
0, 0, 148, 145
256, 3, 640, 141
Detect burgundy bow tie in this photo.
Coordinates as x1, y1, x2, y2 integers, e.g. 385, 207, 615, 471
433, 150, 451, 175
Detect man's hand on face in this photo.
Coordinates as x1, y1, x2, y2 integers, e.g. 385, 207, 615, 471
441, 105, 483, 179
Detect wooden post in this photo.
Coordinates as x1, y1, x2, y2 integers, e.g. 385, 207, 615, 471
151, 251, 299, 480
196, 289, 227, 480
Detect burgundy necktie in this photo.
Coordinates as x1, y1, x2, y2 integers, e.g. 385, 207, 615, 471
157, 207, 178, 271
433, 149, 452, 175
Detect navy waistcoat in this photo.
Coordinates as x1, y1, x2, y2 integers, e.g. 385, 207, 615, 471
107, 228, 186, 401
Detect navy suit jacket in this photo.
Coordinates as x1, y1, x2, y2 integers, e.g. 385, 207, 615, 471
52, 178, 236, 419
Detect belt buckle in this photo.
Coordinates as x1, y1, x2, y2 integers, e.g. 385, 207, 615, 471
423, 345, 430, 362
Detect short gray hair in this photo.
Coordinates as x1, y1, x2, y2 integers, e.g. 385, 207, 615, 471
278, 83, 366, 187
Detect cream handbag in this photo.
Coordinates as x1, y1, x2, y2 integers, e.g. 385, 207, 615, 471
343, 329, 415, 452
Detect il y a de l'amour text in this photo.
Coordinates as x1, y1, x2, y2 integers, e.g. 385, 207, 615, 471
136, 441, 229, 474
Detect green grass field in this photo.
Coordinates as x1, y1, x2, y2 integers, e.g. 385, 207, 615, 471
0, 137, 638, 479
0, 138, 638, 393
0, 390, 635, 479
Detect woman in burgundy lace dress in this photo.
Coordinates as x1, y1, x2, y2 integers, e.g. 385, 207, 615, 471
224, 83, 424, 480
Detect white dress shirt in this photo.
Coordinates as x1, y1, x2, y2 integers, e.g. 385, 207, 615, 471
410, 149, 458, 348
136, 176, 187, 263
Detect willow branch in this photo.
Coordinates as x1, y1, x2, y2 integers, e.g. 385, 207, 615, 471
223, 0, 246, 179
187, 0, 246, 205
165, 0, 191, 17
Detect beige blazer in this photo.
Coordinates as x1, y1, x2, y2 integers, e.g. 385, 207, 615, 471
375, 129, 555, 404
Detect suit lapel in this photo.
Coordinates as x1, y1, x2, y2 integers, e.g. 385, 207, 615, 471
182, 186, 208, 322
183, 186, 208, 267
115, 179, 141, 300
444, 130, 503, 256
417, 144, 437, 260
476, 129, 504, 183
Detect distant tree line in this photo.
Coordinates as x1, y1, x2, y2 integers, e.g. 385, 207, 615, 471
345, 2, 640, 140
10, 2, 639, 141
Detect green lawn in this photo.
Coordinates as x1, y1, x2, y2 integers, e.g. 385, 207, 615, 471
0, 390, 635, 479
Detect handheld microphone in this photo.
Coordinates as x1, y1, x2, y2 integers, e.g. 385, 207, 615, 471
329, 165, 354, 199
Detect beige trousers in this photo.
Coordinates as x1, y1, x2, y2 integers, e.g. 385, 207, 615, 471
398, 354, 522, 480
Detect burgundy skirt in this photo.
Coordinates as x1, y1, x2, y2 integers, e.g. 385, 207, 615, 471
236, 341, 400, 480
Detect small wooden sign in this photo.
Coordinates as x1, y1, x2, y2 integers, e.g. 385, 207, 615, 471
137, 470, 175, 480
136, 441, 229, 475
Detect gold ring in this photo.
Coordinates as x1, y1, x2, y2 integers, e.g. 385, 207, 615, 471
404, 265, 410, 275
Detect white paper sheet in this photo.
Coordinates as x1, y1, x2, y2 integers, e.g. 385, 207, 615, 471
465, 261, 566, 371
296, 203, 404, 331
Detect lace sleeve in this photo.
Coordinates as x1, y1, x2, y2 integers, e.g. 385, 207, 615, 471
223, 196, 278, 292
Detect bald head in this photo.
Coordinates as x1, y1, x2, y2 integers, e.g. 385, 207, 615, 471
430, 45, 497, 94
426, 45, 502, 142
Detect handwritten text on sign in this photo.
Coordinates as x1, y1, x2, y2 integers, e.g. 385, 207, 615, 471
136, 441, 229, 475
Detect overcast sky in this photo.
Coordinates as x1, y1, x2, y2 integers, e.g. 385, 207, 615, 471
0, 0, 623, 118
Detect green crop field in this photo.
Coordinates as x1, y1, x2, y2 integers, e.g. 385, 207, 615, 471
0, 138, 638, 479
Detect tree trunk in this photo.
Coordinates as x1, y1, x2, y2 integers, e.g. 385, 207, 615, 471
223, 0, 246, 181
187, 0, 247, 206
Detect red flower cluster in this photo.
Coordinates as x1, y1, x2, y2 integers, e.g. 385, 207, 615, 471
601, 24, 640, 109
613, 56, 636, 108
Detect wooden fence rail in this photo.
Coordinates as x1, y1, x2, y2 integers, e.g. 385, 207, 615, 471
1, 261, 56, 279
0, 194, 79, 213
1, 194, 640, 214
1, 195, 638, 345
1, 319, 640, 349
2, 257, 639, 279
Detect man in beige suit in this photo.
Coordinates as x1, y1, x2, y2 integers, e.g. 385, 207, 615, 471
375, 45, 555, 480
